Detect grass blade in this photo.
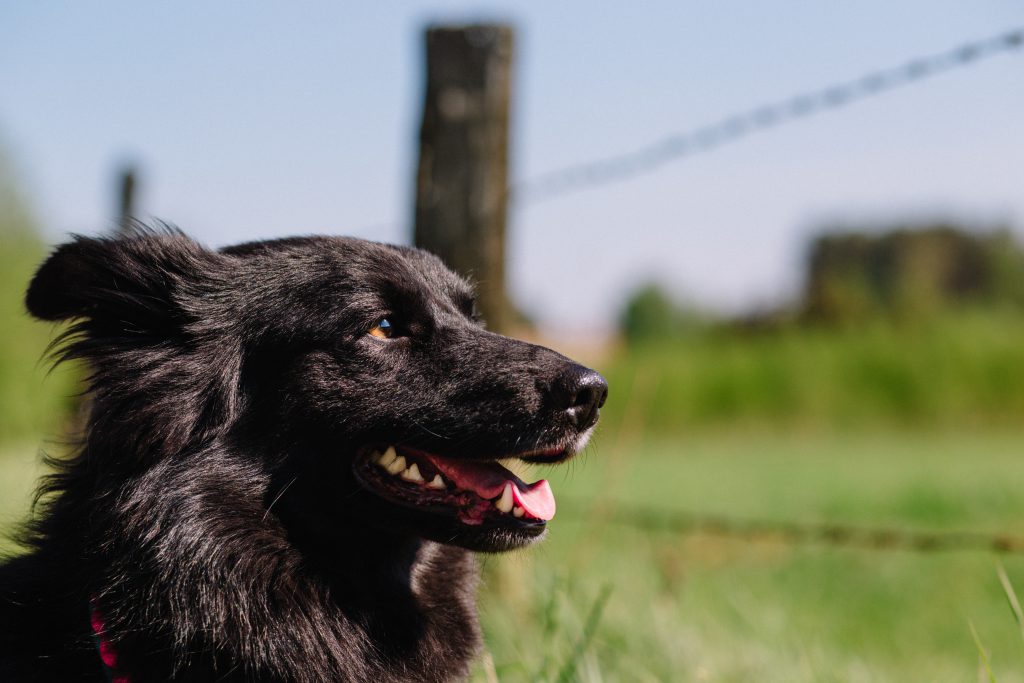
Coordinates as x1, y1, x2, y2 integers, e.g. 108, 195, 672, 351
480, 649, 499, 683
995, 562, 1024, 645
556, 584, 612, 683
969, 620, 997, 683
535, 572, 566, 680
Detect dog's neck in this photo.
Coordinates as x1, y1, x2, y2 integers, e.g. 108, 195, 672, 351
35, 443, 484, 682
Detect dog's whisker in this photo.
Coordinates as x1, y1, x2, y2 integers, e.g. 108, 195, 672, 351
409, 417, 451, 441
262, 476, 299, 522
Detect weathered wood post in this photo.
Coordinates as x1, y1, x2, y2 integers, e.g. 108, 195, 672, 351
414, 24, 514, 332
116, 165, 137, 234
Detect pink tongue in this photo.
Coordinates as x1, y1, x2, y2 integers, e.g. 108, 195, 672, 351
422, 455, 557, 521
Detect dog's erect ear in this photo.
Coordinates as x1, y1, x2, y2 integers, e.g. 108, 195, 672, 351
26, 232, 217, 331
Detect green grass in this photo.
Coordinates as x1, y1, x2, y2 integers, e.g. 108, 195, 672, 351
468, 430, 1024, 682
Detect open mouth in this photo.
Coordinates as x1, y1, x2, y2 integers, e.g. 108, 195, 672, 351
353, 445, 565, 527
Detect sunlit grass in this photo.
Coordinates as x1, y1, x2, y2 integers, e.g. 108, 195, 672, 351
472, 430, 1024, 682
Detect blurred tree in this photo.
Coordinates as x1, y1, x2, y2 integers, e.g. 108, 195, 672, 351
619, 282, 710, 344
802, 225, 1024, 323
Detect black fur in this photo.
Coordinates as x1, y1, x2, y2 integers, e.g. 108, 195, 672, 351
0, 229, 606, 682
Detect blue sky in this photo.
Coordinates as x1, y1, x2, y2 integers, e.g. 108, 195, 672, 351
2, 2, 1023, 331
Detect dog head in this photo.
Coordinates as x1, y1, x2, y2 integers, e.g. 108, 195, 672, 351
27, 230, 606, 553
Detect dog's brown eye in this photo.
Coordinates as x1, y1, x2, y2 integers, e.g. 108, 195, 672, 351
368, 318, 394, 339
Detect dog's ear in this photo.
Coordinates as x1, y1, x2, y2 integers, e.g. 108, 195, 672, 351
26, 232, 217, 333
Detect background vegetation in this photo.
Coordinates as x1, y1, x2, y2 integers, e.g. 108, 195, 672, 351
606, 311, 1024, 432
0, 157, 78, 445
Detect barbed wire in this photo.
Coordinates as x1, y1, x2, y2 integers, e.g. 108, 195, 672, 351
512, 27, 1024, 204
562, 500, 1024, 554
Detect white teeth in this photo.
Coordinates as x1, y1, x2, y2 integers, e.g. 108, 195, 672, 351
377, 447, 444, 489
495, 483, 514, 514
386, 455, 407, 475
513, 506, 525, 518
401, 463, 425, 483
379, 446, 398, 467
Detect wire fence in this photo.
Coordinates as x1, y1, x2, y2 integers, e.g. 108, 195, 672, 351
562, 499, 1024, 555
428, 29, 1024, 559
512, 26, 1024, 204
521, 29, 1024, 558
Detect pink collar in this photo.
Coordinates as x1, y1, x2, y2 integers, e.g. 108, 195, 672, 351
89, 600, 130, 683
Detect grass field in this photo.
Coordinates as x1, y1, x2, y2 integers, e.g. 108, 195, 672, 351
4, 431, 1024, 682
468, 429, 1024, 682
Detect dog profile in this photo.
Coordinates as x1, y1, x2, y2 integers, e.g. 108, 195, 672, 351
0, 229, 606, 682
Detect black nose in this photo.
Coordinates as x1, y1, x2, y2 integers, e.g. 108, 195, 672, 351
554, 365, 608, 430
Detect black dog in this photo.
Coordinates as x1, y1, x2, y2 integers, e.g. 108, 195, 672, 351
0, 230, 606, 682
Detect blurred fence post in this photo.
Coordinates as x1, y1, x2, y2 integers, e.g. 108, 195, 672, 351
413, 24, 514, 332
116, 165, 137, 234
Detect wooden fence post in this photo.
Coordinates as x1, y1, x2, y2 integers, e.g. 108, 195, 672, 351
116, 165, 137, 234
414, 24, 514, 332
